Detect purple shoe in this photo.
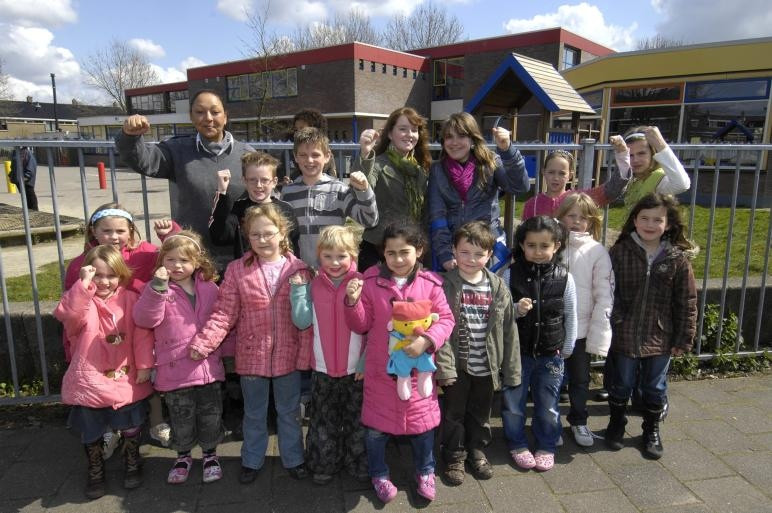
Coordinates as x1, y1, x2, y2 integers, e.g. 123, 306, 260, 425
416, 472, 436, 501
372, 476, 397, 503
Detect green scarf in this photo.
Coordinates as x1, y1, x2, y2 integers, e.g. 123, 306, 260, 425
386, 146, 425, 223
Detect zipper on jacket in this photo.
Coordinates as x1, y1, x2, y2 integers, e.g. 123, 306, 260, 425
633, 257, 653, 358
533, 265, 542, 358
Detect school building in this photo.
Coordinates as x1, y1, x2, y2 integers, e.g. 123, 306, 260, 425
0, 97, 121, 140
78, 27, 612, 143
561, 36, 772, 204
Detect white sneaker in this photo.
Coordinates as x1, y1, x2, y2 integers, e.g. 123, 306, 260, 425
102, 430, 121, 460
572, 425, 595, 447
150, 422, 172, 447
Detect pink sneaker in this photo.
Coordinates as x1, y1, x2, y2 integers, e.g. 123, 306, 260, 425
167, 455, 193, 484
202, 454, 223, 483
372, 476, 397, 503
511, 449, 536, 470
415, 472, 436, 501
533, 451, 555, 471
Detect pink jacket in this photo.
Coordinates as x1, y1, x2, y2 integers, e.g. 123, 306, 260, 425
291, 262, 363, 377
55, 282, 154, 409
133, 273, 225, 392
189, 252, 313, 377
345, 266, 455, 435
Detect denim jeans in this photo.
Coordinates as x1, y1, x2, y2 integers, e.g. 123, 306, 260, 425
501, 354, 563, 454
240, 372, 304, 470
604, 352, 670, 408
565, 338, 591, 426
366, 428, 435, 479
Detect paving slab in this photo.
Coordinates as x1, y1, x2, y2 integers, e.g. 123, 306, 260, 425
687, 476, 772, 513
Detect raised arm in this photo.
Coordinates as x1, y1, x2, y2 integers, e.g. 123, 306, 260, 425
115, 115, 175, 180
491, 127, 530, 194
342, 173, 379, 228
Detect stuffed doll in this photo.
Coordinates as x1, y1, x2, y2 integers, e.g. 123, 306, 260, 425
387, 299, 439, 400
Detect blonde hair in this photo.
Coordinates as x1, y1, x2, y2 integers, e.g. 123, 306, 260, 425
242, 204, 293, 266
555, 192, 603, 241
156, 230, 218, 282
316, 225, 360, 260
82, 245, 132, 287
241, 151, 279, 177
86, 202, 141, 250
440, 112, 497, 188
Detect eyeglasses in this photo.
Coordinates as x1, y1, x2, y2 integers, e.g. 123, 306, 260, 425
106, 333, 125, 345
245, 178, 275, 186
248, 231, 279, 241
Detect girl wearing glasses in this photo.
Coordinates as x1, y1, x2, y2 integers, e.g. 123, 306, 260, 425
55, 245, 155, 500
210, 151, 299, 260
189, 203, 313, 484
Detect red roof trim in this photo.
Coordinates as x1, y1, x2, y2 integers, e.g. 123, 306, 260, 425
126, 81, 188, 96
185, 43, 429, 80
410, 27, 614, 59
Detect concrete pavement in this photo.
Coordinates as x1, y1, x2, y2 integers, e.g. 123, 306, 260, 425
0, 374, 771, 512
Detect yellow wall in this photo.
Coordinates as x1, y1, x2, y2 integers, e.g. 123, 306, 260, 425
0, 120, 79, 139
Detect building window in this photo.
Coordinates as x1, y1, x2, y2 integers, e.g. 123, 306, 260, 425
683, 100, 767, 145
130, 93, 165, 114
432, 57, 464, 100
685, 79, 770, 103
226, 68, 298, 102
403, 68, 407, 78
581, 90, 603, 110
382, 64, 386, 73
0, 119, 7, 131
359, 59, 364, 70
371, 62, 375, 72
168, 90, 189, 113
611, 84, 682, 106
609, 105, 681, 141
563, 46, 580, 69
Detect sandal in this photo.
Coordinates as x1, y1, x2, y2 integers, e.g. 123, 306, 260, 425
510, 449, 536, 470
167, 455, 193, 484
467, 457, 493, 480
533, 451, 554, 472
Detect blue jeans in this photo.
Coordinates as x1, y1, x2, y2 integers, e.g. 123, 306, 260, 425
501, 354, 563, 454
240, 372, 304, 470
604, 352, 670, 408
366, 428, 435, 479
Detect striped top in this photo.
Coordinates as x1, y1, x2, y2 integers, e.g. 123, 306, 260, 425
460, 276, 492, 376
281, 174, 378, 267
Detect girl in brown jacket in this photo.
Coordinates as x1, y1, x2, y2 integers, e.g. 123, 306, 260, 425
604, 193, 697, 460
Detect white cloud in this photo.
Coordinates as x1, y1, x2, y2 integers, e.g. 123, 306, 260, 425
129, 38, 165, 59
217, 0, 442, 24
149, 57, 207, 85
3, 25, 80, 84
654, 0, 772, 44
503, 3, 638, 51
217, 0, 255, 21
181, 57, 207, 70
0, 0, 77, 27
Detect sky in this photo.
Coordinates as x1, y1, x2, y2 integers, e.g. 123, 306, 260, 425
1, 0, 770, 105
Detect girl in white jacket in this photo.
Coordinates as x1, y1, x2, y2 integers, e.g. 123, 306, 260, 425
556, 193, 614, 447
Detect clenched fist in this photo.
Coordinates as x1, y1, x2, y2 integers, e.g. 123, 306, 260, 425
517, 297, 533, 316
80, 265, 96, 284
154, 266, 169, 282
492, 127, 512, 151
346, 277, 363, 304
349, 171, 369, 191
217, 169, 231, 194
359, 129, 380, 157
154, 219, 174, 238
123, 114, 151, 136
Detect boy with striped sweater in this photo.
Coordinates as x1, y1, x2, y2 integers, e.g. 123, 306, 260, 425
281, 127, 378, 268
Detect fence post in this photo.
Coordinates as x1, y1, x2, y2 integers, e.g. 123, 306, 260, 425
577, 138, 596, 189
97, 161, 107, 189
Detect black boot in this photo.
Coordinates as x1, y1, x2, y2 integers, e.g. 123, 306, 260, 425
641, 406, 664, 460
605, 399, 627, 451
122, 434, 143, 489
84, 441, 106, 500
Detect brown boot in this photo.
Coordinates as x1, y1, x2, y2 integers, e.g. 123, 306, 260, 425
442, 450, 466, 486
122, 434, 143, 489
84, 441, 105, 500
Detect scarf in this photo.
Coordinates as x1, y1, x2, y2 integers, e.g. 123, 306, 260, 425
444, 156, 476, 202
386, 146, 425, 223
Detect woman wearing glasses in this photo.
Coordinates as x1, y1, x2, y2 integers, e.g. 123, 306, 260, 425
209, 151, 299, 259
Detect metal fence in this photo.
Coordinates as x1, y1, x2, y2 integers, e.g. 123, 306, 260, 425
0, 138, 769, 405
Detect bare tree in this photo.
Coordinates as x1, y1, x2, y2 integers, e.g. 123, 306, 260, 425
382, 2, 464, 51
0, 58, 11, 100
291, 9, 381, 49
636, 35, 685, 50
81, 40, 159, 111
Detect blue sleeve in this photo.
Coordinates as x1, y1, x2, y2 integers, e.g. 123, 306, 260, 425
290, 282, 313, 329
493, 145, 530, 194
428, 166, 454, 269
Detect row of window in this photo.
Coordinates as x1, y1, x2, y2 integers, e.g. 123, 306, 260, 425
129, 90, 189, 114
226, 68, 298, 102
603, 78, 770, 107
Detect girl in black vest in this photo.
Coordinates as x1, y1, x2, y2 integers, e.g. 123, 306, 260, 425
501, 216, 577, 472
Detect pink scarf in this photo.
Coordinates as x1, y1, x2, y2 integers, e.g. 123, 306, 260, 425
444, 156, 477, 202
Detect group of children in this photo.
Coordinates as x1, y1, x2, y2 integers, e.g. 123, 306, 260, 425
57, 112, 697, 504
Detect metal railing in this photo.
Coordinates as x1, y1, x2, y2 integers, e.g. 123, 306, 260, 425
0, 138, 769, 404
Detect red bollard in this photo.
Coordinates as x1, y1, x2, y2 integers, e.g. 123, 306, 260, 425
97, 162, 107, 189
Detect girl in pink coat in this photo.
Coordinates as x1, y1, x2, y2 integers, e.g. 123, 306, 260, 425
188, 203, 313, 484
133, 230, 226, 485
345, 221, 455, 504
54, 245, 155, 500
